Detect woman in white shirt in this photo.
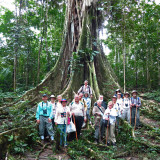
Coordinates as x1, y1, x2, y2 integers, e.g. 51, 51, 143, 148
55, 99, 70, 147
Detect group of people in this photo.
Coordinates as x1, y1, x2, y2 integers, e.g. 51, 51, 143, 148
93, 89, 141, 146
36, 80, 141, 147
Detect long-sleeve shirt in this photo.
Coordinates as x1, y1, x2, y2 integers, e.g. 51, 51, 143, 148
78, 85, 92, 95
103, 108, 117, 124
54, 106, 70, 124
36, 101, 53, 120
83, 97, 91, 109
70, 101, 86, 119
131, 97, 141, 106
113, 103, 119, 117
122, 98, 131, 109
50, 102, 57, 118
93, 104, 105, 126
116, 98, 123, 117
94, 101, 107, 109
56, 102, 62, 109
92, 105, 105, 117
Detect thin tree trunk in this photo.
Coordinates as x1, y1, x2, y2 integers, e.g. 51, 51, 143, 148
146, 44, 150, 90
123, 42, 126, 93
25, 41, 30, 89
158, 51, 160, 87
45, 0, 50, 71
123, 5, 126, 93
37, 37, 43, 84
135, 53, 138, 89
13, 54, 17, 92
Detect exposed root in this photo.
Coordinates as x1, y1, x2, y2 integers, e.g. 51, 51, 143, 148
91, 62, 100, 99
85, 139, 110, 149
35, 143, 50, 160
113, 151, 131, 158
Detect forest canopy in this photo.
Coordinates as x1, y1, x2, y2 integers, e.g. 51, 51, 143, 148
0, 0, 159, 95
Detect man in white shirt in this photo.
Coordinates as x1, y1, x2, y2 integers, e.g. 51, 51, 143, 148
78, 80, 93, 98
50, 95, 56, 128
122, 92, 131, 123
69, 94, 87, 140
103, 101, 117, 146
116, 93, 123, 118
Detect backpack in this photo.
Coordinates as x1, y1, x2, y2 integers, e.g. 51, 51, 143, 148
131, 97, 140, 105
81, 85, 91, 94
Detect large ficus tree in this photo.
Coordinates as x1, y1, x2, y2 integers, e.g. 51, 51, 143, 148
22, 0, 120, 103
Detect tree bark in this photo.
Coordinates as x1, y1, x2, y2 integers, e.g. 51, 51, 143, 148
5, 0, 121, 105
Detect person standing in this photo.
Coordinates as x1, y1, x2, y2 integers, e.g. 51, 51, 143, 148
131, 90, 141, 128
122, 92, 131, 123
114, 89, 123, 98
36, 94, 54, 143
78, 80, 93, 98
116, 93, 123, 118
55, 99, 70, 147
50, 95, 57, 128
112, 95, 120, 133
83, 92, 91, 124
93, 100, 105, 144
103, 101, 117, 146
69, 94, 87, 140
79, 92, 87, 127
57, 95, 63, 108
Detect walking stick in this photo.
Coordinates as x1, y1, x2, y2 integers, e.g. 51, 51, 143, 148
134, 106, 138, 130
73, 114, 78, 141
106, 118, 109, 145
99, 117, 102, 143
116, 117, 118, 136
130, 107, 132, 125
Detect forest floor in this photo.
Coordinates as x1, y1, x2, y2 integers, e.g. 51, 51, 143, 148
1, 94, 160, 160
22, 113, 160, 160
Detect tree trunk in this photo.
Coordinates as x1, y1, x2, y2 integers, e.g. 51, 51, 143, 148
37, 37, 43, 84
158, 52, 160, 87
25, 42, 30, 89
45, 0, 50, 72
21, 0, 120, 103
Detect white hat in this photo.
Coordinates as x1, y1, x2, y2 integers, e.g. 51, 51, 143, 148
50, 95, 56, 98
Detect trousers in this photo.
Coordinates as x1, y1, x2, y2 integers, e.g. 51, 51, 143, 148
131, 106, 140, 127
106, 122, 116, 143
122, 108, 130, 123
39, 116, 54, 137
57, 124, 67, 146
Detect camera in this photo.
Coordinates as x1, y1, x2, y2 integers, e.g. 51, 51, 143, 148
125, 104, 128, 107
61, 112, 66, 118
43, 109, 47, 114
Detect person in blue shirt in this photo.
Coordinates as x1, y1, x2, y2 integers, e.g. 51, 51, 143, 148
36, 94, 54, 143
130, 90, 141, 129
83, 92, 91, 124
